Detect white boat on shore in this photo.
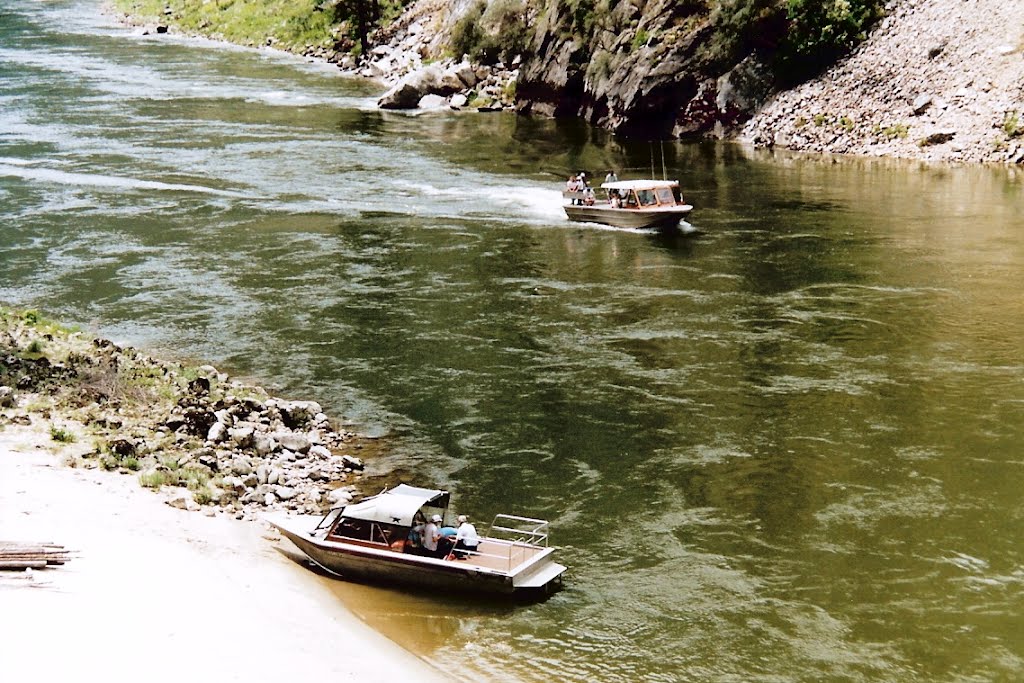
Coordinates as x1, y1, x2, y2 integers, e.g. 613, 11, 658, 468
266, 484, 566, 596
563, 179, 694, 230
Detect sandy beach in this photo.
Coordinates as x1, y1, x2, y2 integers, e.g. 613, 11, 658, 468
0, 423, 449, 683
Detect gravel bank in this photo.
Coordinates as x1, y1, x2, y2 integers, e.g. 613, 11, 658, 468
741, 0, 1024, 163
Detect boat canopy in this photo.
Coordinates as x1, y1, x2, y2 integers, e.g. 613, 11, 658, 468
340, 484, 450, 526
600, 179, 678, 191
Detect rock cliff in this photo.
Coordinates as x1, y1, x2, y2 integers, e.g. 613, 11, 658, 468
515, 0, 778, 138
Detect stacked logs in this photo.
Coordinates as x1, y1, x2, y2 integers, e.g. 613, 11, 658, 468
0, 541, 72, 570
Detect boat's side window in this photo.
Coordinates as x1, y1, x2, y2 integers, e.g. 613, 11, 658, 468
371, 523, 390, 545
637, 189, 657, 206
331, 517, 372, 541
655, 187, 674, 205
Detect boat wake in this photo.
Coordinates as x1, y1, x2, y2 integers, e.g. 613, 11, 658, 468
0, 161, 252, 198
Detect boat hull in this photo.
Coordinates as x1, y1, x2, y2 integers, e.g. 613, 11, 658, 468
267, 516, 564, 596
563, 204, 693, 229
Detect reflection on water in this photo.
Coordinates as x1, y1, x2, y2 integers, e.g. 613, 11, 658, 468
3, 1, 1024, 681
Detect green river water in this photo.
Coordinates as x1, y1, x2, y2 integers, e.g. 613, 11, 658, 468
2, 2, 1024, 680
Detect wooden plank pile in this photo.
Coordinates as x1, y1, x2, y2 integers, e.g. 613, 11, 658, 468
0, 541, 73, 570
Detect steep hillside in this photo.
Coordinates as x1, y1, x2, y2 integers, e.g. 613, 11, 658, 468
741, 0, 1024, 163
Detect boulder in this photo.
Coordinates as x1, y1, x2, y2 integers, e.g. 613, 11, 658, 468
912, 94, 933, 115
278, 400, 322, 429
228, 457, 253, 476
276, 431, 311, 454
327, 488, 353, 506
228, 426, 255, 449
166, 490, 200, 512
207, 421, 227, 443
254, 434, 278, 456
418, 94, 447, 109
221, 476, 246, 493
378, 64, 464, 109
921, 129, 956, 146
341, 454, 364, 471
0, 386, 15, 408
449, 61, 478, 88
308, 445, 332, 460
275, 486, 298, 501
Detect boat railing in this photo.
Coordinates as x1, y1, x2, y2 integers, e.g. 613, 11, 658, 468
486, 514, 551, 547
449, 514, 545, 572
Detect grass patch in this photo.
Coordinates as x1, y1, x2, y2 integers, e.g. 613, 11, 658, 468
873, 123, 908, 140
1002, 111, 1022, 138
140, 470, 173, 489
50, 425, 76, 443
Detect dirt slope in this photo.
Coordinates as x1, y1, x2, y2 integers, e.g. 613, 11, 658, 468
741, 0, 1024, 163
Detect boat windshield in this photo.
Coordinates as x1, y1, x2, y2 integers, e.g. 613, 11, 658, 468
637, 189, 657, 207
656, 187, 675, 205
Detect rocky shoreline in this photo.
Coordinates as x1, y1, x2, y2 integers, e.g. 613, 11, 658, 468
0, 306, 369, 520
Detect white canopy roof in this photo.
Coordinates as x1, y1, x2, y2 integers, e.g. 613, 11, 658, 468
341, 484, 449, 526
600, 179, 678, 191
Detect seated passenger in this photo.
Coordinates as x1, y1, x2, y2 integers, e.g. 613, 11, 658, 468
421, 514, 444, 558
452, 514, 480, 560
583, 188, 595, 206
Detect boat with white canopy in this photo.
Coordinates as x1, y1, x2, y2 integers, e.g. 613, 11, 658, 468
266, 484, 566, 595
563, 179, 694, 229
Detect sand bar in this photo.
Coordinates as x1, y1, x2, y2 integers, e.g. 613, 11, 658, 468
0, 424, 449, 683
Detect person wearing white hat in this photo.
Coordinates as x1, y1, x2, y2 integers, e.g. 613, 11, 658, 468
420, 513, 444, 557
453, 514, 479, 559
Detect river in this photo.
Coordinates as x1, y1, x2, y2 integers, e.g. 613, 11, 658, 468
2, 2, 1024, 681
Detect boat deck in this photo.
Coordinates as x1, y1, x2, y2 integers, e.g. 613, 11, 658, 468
451, 538, 546, 573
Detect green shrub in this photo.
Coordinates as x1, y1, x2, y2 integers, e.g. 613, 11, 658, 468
450, 1, 486, 59
777, 0, 885, 85
140, 470, 171, 489
50, 426, 75, 443
26, 339, 44, 355
631, 28, 649, 52
1002, 111, 1022, 138
193, 486, 215, 505
451, 0, 530, 65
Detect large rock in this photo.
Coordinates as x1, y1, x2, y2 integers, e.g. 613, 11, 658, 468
166, 490, 200, 512
275, 431, 311, 454
228, 426, 255, 449
206, 421, 227, 443
418, 93, 448, 109
378, 64, 465, 109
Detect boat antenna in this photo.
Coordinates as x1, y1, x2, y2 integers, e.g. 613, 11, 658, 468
661, 140, 667, 181
650, 143, 656, 179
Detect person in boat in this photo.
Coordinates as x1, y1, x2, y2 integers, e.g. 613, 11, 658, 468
566, 175, 583, 204
407, 511, 426, 553
452, 514, 480, 559
421, 513, 444, 558
605, 170, 618, 184
583, 187, 596, 206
